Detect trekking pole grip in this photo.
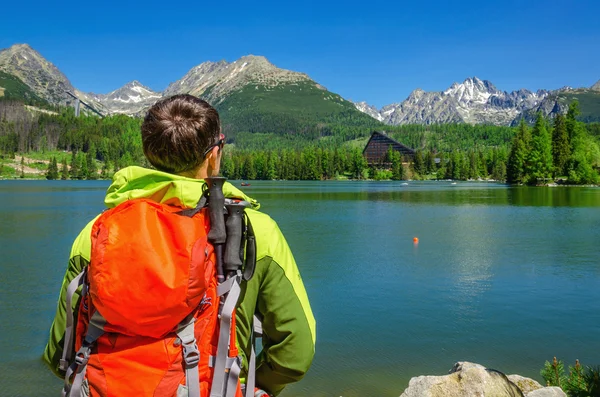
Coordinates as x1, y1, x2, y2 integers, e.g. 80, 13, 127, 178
224, 203, 244, 276
206, 177, 226, 244
206, 177, 226, 283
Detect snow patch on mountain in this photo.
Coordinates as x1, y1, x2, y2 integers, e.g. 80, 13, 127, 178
87, 80, 162, 115
353, 101, 384, 122
355, 77, 550, 126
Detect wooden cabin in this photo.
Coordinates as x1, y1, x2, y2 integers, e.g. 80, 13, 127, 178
362, 131, 415, 165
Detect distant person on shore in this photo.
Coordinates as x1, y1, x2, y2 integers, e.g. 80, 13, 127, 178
43, 94, 316, 396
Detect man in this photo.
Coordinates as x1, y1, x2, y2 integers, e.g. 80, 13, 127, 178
43, 94, 316, 396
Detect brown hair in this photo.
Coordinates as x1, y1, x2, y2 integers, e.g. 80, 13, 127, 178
141, 94, 221, 174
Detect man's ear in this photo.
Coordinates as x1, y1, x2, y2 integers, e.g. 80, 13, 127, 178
208, 146, 220, 168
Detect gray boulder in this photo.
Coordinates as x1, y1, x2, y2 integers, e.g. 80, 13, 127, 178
400, 362, 524, 397
526, 387, 566, 397
507, 375, 543, 395
399, 362, 566, 397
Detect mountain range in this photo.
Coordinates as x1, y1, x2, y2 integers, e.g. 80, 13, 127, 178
1, 43, 599, 127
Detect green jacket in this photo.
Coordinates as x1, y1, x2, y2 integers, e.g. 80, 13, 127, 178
43, 166, 316, 396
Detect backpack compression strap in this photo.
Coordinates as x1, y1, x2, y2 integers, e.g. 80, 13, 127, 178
210, 274, 243, 397
176, 317, 201, 397
62, 311, 105, 397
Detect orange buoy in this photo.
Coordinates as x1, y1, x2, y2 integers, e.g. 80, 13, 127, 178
413, 237, 419, 243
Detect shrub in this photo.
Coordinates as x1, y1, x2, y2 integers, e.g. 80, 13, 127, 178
541, 357, 600, 397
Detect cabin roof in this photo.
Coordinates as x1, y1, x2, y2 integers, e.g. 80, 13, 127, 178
362, 131, 415, 163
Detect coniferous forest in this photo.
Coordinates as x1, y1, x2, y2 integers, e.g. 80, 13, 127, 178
0, 99, 599, 184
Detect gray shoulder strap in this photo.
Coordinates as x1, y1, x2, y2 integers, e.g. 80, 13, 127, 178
176, 317, 200, 397
62, 311, 105, 397
210, 276, 242, 397
59, 269, 87, 372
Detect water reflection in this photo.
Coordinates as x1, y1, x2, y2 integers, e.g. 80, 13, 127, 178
245, 181, 600, 207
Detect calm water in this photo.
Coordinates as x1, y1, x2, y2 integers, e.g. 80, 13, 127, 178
1, 180, 599, 397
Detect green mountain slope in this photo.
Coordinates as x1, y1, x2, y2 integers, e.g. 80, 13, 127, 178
554, 90, 600, 122
209, 81, 382, 141
0, 71, 48, 106
517, 88, 600, 125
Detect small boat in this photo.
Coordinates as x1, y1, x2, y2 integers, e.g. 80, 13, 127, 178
241, 182, 251, 187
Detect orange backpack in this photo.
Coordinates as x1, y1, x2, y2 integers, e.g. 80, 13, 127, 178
59, 183, 257, 397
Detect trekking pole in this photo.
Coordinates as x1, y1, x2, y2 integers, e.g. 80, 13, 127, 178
224, 203, 245, 278
206, 176, 227, 284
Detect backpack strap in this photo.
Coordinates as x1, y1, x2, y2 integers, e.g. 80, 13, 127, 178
242, 314, 263, 397
59, 268, 87, 372
210, 274, 242, 397
176, 188, 209, 218
176, 317, 201, 397
62, 311, 105, 397
242, 214, 256, 282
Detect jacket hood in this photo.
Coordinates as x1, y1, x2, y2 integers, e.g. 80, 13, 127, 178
104, 166, 260, 210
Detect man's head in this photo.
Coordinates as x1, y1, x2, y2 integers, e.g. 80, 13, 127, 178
141, 94, 222, 177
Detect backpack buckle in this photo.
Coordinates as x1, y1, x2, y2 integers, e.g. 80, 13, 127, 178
74, 345, 92, 366
182, 342, 200, 367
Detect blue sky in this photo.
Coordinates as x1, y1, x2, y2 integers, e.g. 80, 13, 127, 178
2, 0, 599, 108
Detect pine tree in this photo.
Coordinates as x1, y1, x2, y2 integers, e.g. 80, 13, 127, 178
507, 120, 530, 184
69, 151, 79, 179
566, 101, 581, 143
320, 149, 331, 179
468, 151, 478, 179
242, 156, 256, 180
46, 157, 59, 180
351, 148, 367, 179
77, 152, 87, 180
413, 150, 424, 176
86, 146, 98, 180
266, 154, 277, 180
60, 157, 69, 180
451, 151, 462, 180
101, 160, 111, 179
526, 113, 553, 184
220, 153, 234, 179
390, 150, 404, 180
563, 101, 600, 184
425, 151, 435, 174
552, 113, 570, 177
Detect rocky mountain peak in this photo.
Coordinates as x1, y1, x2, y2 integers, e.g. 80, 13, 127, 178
407, 88, 426, 100
164, 54, 312, 103
355, 77, 552, 126
104, 80, 160, 100
443, 76, 500, 105
1, 43, 33, 54
591, 80, 600, 92
0, 43, 74, 103
82, 80, 162, 115
353, 101, 384, 122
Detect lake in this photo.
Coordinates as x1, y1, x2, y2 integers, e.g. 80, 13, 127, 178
1, 180, 599, 397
